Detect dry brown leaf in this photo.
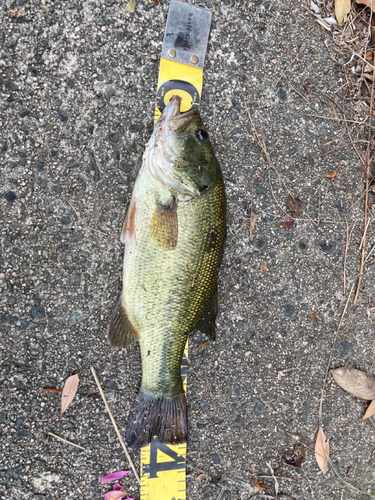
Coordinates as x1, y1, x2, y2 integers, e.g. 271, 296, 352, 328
307, 311, 317, 320
247, 212, 258, 238
60, 373, 79, 420
331, 367, 375, 400
286, 196, 302, 217
196, 473, 206, 481
356, 0, 375, 12
276, 220, 295, 228
335, 0, 351, 23
198, 341, 209, 353
41, 387, 62, 393
253, 478, 268, 490
325, 165, 341, 179
363, 399, 375, 420
282, 444, 306, 468
366, 50, 374, 60
220, 473, 228, 483
315, 427, 329, 474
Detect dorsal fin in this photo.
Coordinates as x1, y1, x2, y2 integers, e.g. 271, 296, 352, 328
150, 198, 178, 250
107, 295, 140, 347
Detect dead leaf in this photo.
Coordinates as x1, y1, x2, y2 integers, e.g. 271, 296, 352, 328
41, 387, 62, 393
7, 7, 25, 17
60, 374, 79, 420
276, 220, 295, 228
366, 50, 374, 60
220, 473, 228, 483
325, 165, 341, 179
247, 212, 258, 238
363, 399, 375, 420
315, 427, 329, 474
286, 196, 302, 217
282, 444, 306, 468
346, 466, 352, 474
253, 478, 268, 490
151, 0, 159, 4
198, 341, 209, 353
356, 0, 375, 12
259, 260, 270, 273
335, 0, 351, 23
196, 473, 206, 481
331, 367, 375, 400
307, 311, 318, 320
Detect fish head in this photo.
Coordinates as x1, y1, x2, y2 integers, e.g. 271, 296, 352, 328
148, 96, 220, 198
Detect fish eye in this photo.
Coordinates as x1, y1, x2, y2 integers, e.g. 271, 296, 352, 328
196, 129, 209, 142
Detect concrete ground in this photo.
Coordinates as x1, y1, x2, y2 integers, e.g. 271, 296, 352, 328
1, 0, 375, 498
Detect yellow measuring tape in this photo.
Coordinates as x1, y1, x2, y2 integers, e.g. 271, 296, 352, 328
140, 1, 211, 498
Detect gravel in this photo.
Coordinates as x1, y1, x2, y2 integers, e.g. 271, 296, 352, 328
1, 0, 375, 499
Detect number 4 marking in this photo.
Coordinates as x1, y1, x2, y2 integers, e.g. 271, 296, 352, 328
143, 438, 186, 479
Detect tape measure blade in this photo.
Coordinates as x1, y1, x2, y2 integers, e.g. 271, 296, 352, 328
141, 1, 211, 497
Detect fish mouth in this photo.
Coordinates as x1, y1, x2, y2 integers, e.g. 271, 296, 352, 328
160, 96, 200, 132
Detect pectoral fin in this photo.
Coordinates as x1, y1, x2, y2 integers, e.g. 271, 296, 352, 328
121, 197, 137, 244
194, 290, 218, 341
151, 198, 178, 250
107, 295, 140, 347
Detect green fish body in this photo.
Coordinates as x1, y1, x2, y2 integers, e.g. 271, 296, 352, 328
108, 96, 226, 448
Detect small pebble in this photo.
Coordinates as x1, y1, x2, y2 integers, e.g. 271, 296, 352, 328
4, 190, 17, 203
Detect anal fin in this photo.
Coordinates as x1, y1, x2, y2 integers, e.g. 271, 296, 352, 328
194, 290, 218, 341
107, 295, 140, 347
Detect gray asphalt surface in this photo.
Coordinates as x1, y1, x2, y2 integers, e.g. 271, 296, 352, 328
1, 0, 375, 499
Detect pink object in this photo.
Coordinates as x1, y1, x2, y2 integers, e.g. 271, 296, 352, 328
104, 490, 127, 500
103, 483, 135, 500
101, 471, 129, 484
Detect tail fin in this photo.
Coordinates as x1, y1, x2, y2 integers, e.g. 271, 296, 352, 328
125, 390, 187, 449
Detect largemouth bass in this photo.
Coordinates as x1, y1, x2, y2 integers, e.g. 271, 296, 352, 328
108, 96, 226, 448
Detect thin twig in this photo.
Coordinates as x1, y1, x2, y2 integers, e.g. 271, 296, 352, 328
90, 366, 140, 484
249, 495, 275, 500
319, 284, 354, 426
341, 39, 375, 71
258, 475, 295, 482
348, 174, 375, 211
343, 115, 368, 171
354, 54, 375, 305
47, 431, 86, 451
364, 242, 375, 264
68, 201, 107, 235
344, 222, 356, 296
306, 113, 374, 129
275, 46, 306, 86
305, 140, 369, 163
215, 486, 227, 500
